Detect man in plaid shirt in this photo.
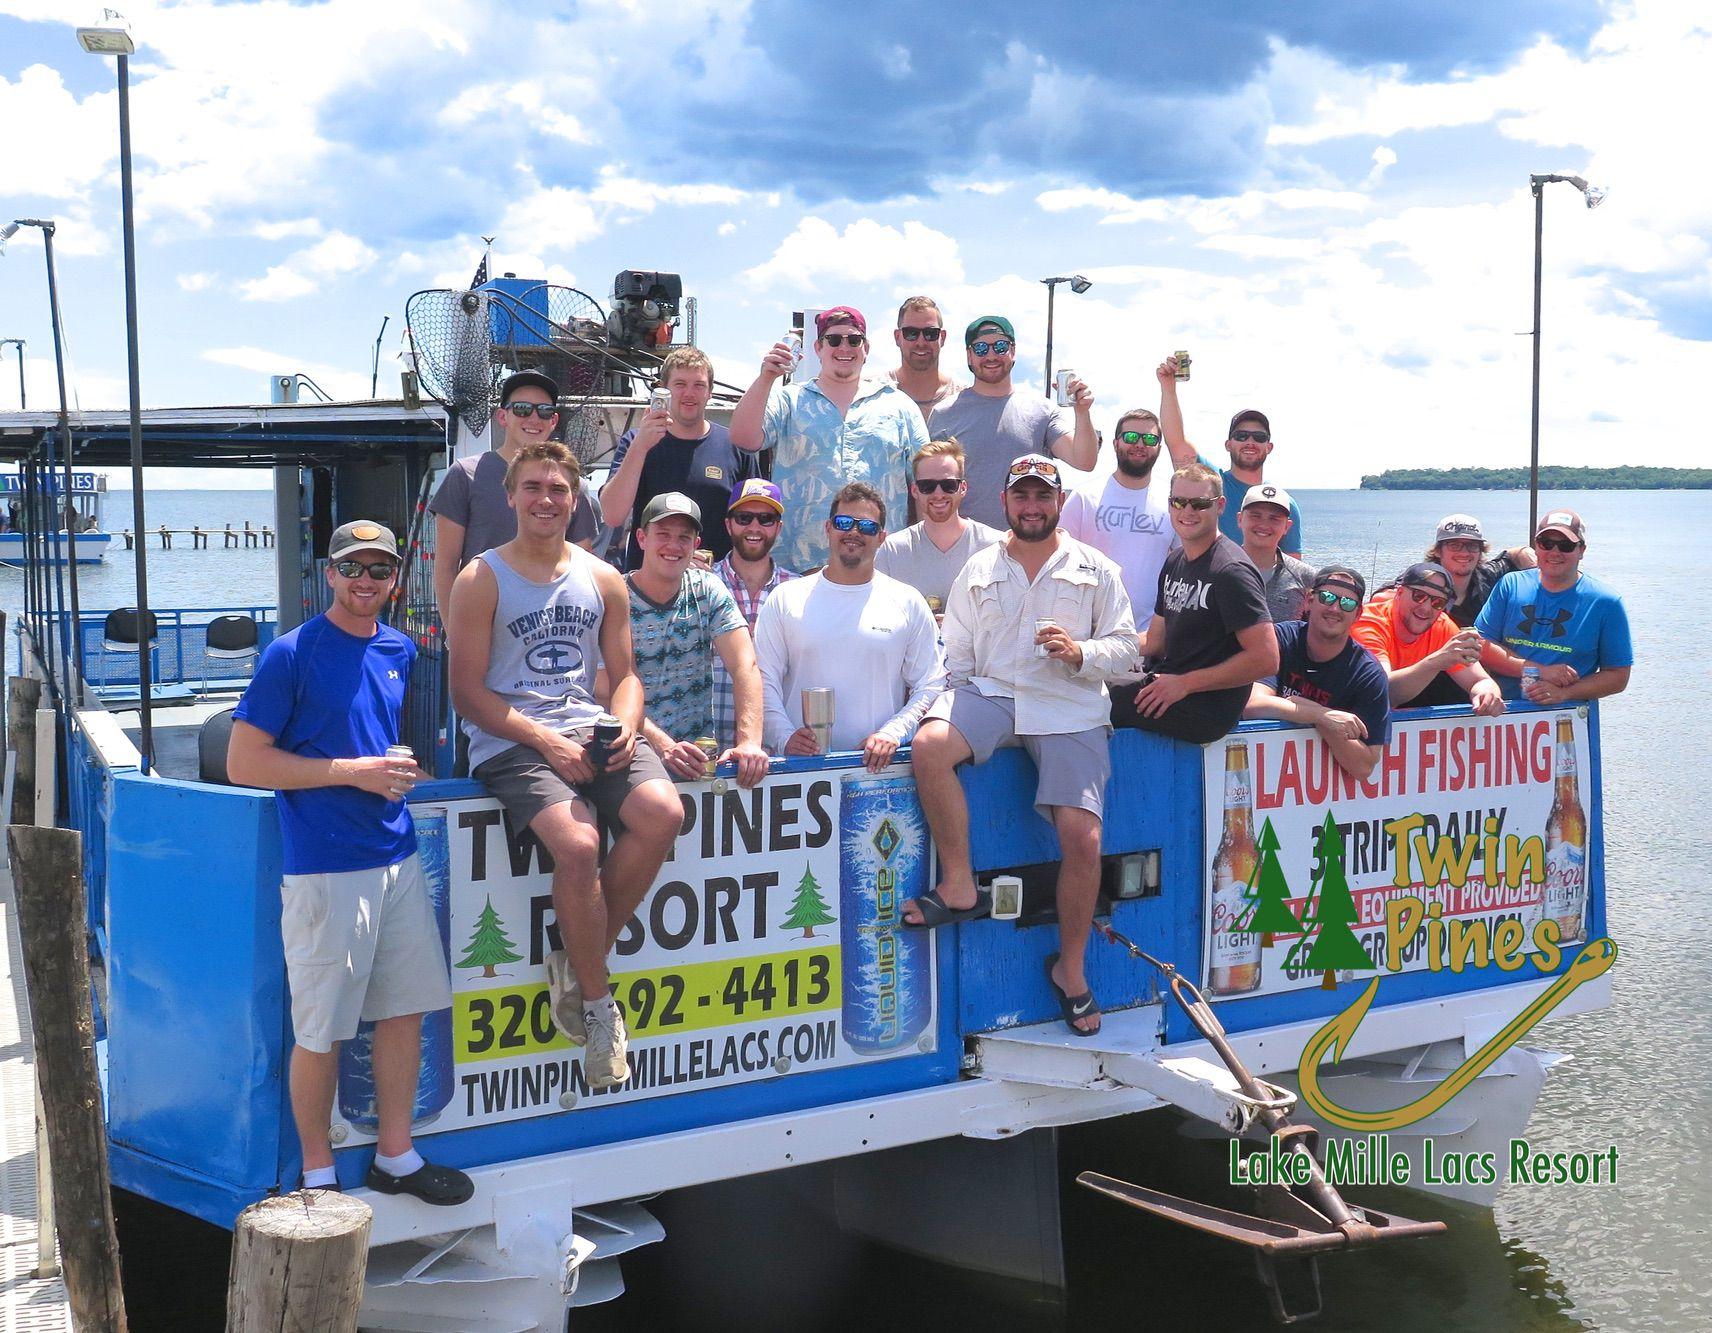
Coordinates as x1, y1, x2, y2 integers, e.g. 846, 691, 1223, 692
712, 479, 798, 747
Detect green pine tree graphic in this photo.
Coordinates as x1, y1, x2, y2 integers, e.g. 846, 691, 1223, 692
456, 896, 523, 977
1302, 814, 1376, 988
1246, 817, 1306, 937
781, 865, 836, 937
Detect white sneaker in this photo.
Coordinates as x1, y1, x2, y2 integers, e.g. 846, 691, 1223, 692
544, 950, 585, 1045
582, 1000, 630, 1090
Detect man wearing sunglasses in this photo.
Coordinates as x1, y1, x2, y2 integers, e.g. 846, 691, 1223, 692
731, 305, 926, 575
1352, 562, 1505, 714
1474, 510, 1632, 706
711, 479, 798, 748
1061, 407, 1177, 623
229, 521, 472, 1205
926, 316, 1097, 528
1245, 566, 1392, 782
1154, 360, 1304, 556
1411, 514, 1535, 628
875, 438, 1003, 609
754, 483, 944, 770
887, 295, 962, 420
1112, 463, 1278, 743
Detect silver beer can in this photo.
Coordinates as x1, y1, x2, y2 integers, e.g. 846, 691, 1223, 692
1054, 369, 1075, 406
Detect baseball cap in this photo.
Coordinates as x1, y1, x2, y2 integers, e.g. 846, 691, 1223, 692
1313, 564, 1366, 601
1535, 509, 1586, 542
1228, 409, 1271, 437
639, 492, 702, 530
1005, 454, 1063, 491
1434, 514, 1485, 544
965, 315, 1016, 345
1399, 561, 1455, 601
498, 369, 560, 405
1239, 483, 1294, 514
815, 306, 866, 337
328, 520, 399, 562
727, 478, 784, 516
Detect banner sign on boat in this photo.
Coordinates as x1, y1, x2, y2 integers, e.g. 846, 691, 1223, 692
1200, 710, 1592, 1000
336, 767, 937, 1139
0, 471, 102, 493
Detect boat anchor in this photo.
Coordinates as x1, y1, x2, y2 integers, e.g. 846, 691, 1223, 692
1077, 922, 1447, 1325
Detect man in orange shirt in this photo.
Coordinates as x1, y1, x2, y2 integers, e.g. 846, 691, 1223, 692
1352, 562, 1505, 715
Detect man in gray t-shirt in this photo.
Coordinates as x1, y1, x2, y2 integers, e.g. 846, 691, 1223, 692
874, 438, 1002, 606
926, 315, 1096, 527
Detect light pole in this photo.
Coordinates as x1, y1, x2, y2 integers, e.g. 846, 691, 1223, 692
3, 219, 83, 687
0, 338, 22, 408
1040, 274, 1092, 397
1528, 173, 1605, 537
80, 9, 154, 768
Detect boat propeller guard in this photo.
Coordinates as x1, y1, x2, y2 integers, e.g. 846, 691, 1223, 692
1076, 922, 1447, 1325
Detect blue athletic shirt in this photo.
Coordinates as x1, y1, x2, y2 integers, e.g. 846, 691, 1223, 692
234, 614, 417, 875
1264, 620, 1392, 747
1474, 569, 1633, 692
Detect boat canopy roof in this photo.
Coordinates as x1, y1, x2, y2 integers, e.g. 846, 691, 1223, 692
0, 399, 448, 469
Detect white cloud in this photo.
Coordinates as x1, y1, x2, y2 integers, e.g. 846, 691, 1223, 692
744, 218, 965, 289
439, 79, 594, 145
201, 345, 369, 401
252, 218, 323, 240
238, 230, 376, 301
717, 221, 739, 236
177, 271, 217, 292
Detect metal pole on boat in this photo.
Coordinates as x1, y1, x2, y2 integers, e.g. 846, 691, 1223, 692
0, 338, 22, 409
38, 223, 85, 694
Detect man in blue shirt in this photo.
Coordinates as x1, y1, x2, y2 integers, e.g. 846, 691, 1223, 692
1476, 509, 1633, 705
228, 520, 471, 1205
1245, 565, 1392, 782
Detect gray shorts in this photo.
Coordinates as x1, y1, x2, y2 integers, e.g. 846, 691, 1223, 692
280, 852, 453, 1054
473, 737, 674, 830
923, 686, 1110, 821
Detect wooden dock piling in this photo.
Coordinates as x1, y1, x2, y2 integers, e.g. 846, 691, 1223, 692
226, 1191, 371, 1332
7, 677, 40, 827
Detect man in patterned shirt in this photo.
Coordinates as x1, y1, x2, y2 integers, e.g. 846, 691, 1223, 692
711, 478, 798, 749
625, 492, 770, 787
729, 305, 927, 573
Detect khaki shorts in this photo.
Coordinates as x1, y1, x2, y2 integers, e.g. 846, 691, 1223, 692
473, 736, 675, 830
923, 687, 1110, 821
281, 852, 453, 1053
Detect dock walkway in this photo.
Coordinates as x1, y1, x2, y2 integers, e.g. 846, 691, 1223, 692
0, 850, 73, 1333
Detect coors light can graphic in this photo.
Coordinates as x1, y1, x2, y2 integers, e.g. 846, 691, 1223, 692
1544, 717, 1589, 943
338, 803, 455, 1128
1207, 742, 1263, 995
839, 774, 931, 1055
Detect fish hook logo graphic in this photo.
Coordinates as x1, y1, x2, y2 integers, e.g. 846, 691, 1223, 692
1297, 937, 1617, 1131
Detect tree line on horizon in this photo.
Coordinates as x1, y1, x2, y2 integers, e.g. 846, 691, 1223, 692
1360, 465, 1712, 490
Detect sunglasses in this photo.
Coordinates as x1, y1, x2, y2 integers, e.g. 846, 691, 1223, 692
899, 327, 944, 342
1406, 586, 1450, 611
505, 401, 559, 419
821, 333, 865, 348
831, 515, 881, 536
333, 559, 399, 580
1313, 588, 1361, 613
1169, 496, 1217, 511
969, 339, 1014, 357
1535, 535, 1582, 552
1230, 429, 1270, 443
1118, 430, 1162, 446
729, 511, 780, 527
913, 477, 963, 494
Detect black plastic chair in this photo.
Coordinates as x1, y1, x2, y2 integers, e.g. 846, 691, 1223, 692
198, 707, 238, 785
98, 607, 159, 686
202, 614, 260, 691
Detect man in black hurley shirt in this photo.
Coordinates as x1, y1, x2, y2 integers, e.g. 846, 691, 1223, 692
1112, 462, 1277, 743
601, 347, 760, 568
1244, 565, 1392, 782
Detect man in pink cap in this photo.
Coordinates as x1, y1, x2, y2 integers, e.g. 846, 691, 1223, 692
730, 304, 926, 572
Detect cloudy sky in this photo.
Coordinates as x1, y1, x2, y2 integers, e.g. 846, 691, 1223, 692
1, 0, 1708, 487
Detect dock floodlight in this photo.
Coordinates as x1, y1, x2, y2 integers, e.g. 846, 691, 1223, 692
76, 8, 135, 54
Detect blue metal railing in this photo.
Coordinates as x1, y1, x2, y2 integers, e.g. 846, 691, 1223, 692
48, 605, 279, 689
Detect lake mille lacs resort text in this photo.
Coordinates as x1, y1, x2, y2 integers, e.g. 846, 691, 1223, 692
1230, 1136, 1620, 1189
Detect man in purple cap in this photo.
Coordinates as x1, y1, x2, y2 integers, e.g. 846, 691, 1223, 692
730, 305, 926, 572
1154, 358, 1303, 554
711, 477, 799, 748
1476, 509, 1632, 704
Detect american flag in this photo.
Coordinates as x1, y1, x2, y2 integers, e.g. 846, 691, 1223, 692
469, 250, 488, 291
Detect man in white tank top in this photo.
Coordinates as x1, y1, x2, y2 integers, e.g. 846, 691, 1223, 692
447, 442, 682, 1090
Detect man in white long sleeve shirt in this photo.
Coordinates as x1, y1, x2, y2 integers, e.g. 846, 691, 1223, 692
905, 454, 1137, 1037
754, 482, 945, 772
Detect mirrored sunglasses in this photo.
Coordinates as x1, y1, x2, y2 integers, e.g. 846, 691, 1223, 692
970, 339, 1014, 356
333, 559, 398, 580
505, 401, 559, 419
830, 515, 880, 536
1313, 588, 1361, 613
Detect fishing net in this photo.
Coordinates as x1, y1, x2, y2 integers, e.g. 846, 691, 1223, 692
404, 289, 501, 434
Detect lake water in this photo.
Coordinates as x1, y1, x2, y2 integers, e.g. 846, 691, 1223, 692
3, 486, 1706, 1330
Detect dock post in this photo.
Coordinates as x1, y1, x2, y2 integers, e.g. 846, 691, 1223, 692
226, 1192, 372, 1333
6, 824, 129, 1332
7, 676, 40, 826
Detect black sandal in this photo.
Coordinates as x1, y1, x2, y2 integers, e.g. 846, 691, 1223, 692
902, 886, 993, 929
1045, 952, 1101, 1037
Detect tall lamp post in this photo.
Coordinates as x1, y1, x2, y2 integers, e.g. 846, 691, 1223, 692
1040, 274, 1092, 397
1528, 173, 1605, 537
0, 338, 22, 408
79, 9, 154, 769
2, 219, 83, 688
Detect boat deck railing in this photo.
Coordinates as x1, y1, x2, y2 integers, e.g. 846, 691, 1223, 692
27, 605, 278, 691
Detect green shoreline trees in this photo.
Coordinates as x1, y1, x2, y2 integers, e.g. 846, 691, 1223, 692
1361, 466, 1712, 490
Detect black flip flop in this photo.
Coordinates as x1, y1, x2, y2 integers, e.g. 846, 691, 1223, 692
902, 886, 992, 930
365, 1160, 475, 1206
1045, 952, 1101, 1037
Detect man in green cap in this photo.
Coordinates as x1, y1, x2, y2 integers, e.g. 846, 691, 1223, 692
928, 315, 1098, 527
